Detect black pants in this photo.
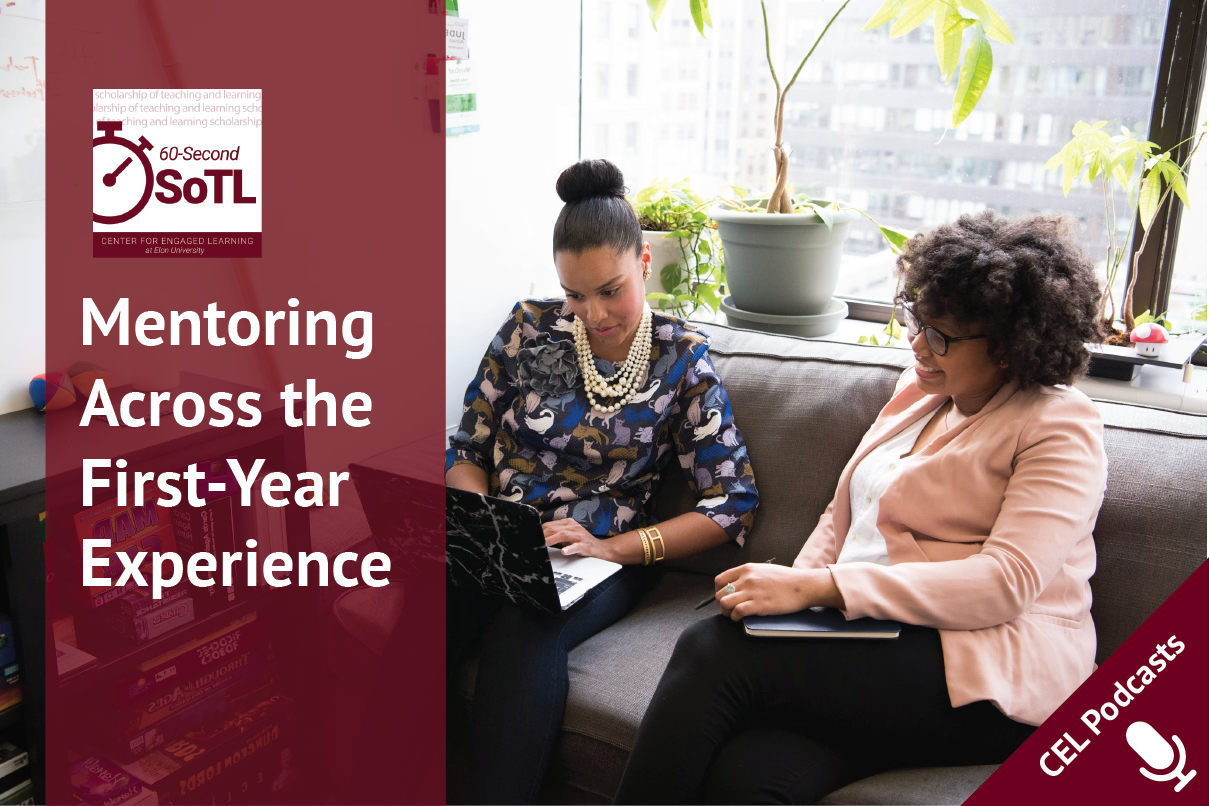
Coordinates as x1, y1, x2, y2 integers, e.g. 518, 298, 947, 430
448, 566, 657, 804
614, 617, 1035, 805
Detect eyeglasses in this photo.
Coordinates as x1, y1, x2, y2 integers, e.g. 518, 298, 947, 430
902, 305, 989, 357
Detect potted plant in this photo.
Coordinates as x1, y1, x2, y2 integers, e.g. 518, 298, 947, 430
630, 179, 726, 320
1045, 120, 1205, 377
647, 0, 1014, 331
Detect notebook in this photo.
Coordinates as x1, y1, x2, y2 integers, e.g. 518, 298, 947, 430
743, 607, 901, 639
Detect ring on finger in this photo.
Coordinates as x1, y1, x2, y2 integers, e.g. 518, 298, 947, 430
724, 583, 736, 595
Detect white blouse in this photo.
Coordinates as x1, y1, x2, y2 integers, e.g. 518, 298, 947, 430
835, 404, 945, 566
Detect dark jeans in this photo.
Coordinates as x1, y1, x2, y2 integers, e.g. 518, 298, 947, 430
448, 565, 656, 805
614, 618, 1036, 805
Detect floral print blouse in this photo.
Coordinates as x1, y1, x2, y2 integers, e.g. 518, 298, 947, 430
447, 299, 759, 544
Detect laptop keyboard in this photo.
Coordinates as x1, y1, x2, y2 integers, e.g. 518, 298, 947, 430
554, 571, 584, 594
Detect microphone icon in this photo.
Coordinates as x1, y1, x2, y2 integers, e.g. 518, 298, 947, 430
1127, 721, 1197, 792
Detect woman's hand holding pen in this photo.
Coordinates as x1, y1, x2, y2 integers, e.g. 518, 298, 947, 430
711, 564, 846, 621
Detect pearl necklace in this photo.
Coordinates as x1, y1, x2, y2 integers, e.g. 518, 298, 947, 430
573, 305, 653, 413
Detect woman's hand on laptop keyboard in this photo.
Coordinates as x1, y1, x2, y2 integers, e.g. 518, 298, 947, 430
544, 519, 617, 562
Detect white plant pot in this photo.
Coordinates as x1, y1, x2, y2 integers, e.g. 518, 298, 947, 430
642, 230, 695, 297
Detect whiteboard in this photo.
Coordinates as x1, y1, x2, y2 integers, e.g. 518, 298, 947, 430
0, 0, 44, 415
0, 0, 45, 205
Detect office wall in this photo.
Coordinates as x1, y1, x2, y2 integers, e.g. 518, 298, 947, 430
0, 2, 46, 415
0, 201, 44, 415
444, 1, 581, 429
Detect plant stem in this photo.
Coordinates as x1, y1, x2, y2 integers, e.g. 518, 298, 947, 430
1101, 179, 1116, 324
762, 0, 851, 213
1120, 130, 1204, 331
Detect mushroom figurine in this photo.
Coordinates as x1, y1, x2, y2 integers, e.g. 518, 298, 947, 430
1130, 323, 1169, 357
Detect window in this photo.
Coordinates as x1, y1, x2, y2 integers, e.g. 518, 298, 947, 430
597, 64, 609, 100
626, 122, 638, 154
598, 1, 610, 39
628, 4, 640, 38
580, 0, 1189, 310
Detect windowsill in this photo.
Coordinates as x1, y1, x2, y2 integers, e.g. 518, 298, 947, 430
691, 311, 1208, 414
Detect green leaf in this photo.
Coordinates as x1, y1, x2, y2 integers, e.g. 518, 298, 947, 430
728, 185, 750, 199
1061, 144, 1083, 197
1138, 172, 1162, 230
883, 317, 903, 340
697, 239, 712, 255
806, 203, 835, 231
889, 0, 937, 38
863, 0, 903, 29
1043, 143, 1069, 173
858, 335, 870, 344
701, 0, 713, 28
646, 0, 669, 31
661, 263, 683, 294
935, 7, 973, 82
951, 23, 993, 128
1165, 164, 1191, 207
878, 225, 911, 252
689, 0, 708, 36
959, 0, 1014, 44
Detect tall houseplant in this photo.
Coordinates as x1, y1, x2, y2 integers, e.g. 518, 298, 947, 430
1045, 120, 1204, 343
649, 0, 1014, 214
646, 0, 1013, 333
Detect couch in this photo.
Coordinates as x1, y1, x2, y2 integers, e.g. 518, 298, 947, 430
344, 324, 1207, 804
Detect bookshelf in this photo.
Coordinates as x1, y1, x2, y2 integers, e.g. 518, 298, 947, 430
14, 372, 323, 804
0, 407, 48, 804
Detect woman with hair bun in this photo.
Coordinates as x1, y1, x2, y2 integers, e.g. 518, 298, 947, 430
446, 159, 760, 804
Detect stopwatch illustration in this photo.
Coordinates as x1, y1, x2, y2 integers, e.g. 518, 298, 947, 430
93, 121, 155, 224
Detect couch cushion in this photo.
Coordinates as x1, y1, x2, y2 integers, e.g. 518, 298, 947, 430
818, 764, 999, 805
1088, 400, 1205, 663
658, 326, 913, 576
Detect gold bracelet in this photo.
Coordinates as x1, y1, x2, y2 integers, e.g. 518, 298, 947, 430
647, 526, 666, 562
637, 528, 651, 566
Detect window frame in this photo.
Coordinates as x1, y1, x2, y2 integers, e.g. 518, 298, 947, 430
1126, 0, 1206, 321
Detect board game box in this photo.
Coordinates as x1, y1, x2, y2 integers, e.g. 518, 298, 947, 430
70, 755, 148, 805
112, 613, 266, 707
104, 669, 277, 762
106, 643, 274, 736
72, 500, 178, 609
119, 695, 294, 805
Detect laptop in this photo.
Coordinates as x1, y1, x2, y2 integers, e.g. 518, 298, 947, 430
446, 487, 622, 614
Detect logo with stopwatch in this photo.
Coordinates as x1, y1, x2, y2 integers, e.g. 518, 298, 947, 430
91, 112, 262, 259
93, 121, 156, 224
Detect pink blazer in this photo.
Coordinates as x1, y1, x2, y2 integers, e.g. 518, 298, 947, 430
794, 368, 1108, 725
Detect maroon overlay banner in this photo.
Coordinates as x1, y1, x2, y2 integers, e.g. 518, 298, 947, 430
968, 559, 1208, 804
48, 2, 443, 804
93, 232, 262, 258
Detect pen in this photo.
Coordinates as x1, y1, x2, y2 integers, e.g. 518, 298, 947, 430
694, 558, 777, 609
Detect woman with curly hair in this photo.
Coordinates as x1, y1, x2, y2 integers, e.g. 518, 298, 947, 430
446, 158, 759, 804
614, 211, 1107, 805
